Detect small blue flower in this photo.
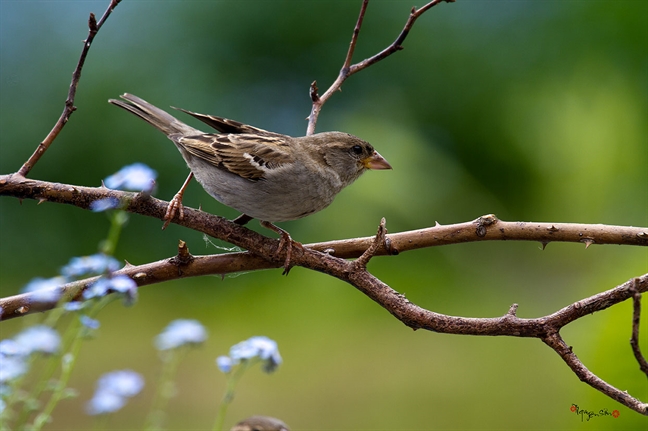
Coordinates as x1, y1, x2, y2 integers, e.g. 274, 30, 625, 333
80, 315, 100, 330
90, 197, 120, 212
13, 326, 60, 355
86, 389, 125, 415
64, 301, 85, 312
0, 355, 28, 383
155, 319, 208, 351
21, 277, 64, 303
96, 370, 144, 398
229, 336, 282, 373
0, 339, 28, 357
83, 278, 111, 300
86, 369, 144, 415
216, 355, 233, 373
110, 275, 138, 306
61, 254, 121, 278
104, 163, 157, 192
82, 275, 138, 305
109, 275, 136, 293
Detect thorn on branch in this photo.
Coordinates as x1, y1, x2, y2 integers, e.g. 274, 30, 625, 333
506, 303, 519, 317
171, 240, 194, 266
582, 238, 594, 249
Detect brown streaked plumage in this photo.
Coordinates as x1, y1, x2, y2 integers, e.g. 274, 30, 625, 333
108, 93, 391, 224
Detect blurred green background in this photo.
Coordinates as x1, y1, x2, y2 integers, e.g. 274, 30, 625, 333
1, 0, 647, 430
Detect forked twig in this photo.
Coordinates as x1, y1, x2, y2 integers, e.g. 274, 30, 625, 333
306, 0, 455, 135
17, 0, 122, 177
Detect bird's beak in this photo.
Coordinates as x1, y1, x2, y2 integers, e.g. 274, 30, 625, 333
362, 151, 392, 170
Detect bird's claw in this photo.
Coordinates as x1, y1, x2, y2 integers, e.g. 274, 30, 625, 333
260, 221, 301, 275
162, 192, 185, 230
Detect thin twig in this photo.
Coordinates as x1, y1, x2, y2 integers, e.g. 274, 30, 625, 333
17, 0, 122, 177
542, 331, 648, 415
306, 0, 453, 135
354, 217, 387, 268
629, 278, 648, 376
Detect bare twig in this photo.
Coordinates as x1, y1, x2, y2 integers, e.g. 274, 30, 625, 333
542, 331, 648, 415
354, 217, 387, 268
17, 0, 122, 177
629, 279, 648, 376
306, 0, 454, 135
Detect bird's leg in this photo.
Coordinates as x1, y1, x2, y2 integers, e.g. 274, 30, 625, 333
163, 172, 194, 230
260, 221, 302, 275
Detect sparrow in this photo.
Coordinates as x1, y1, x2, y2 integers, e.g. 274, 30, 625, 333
229, 415, 290, 431
108, 93, 391, 270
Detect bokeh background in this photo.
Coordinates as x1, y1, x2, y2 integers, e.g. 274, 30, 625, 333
1, 0, 647, 430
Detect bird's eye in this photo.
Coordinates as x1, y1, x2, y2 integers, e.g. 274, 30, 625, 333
351, 145, 363, 155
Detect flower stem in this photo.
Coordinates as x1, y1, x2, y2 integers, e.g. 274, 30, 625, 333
212, 359, 256, 431
144, 347, 188, 430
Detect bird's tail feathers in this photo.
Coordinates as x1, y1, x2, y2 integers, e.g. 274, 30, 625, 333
108, 93, 199, 136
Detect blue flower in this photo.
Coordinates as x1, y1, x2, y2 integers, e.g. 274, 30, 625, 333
13, 326, 60, 355
155, 319, 207, 351
21, 277, 64, 303
90, 197, 120, 212
110, 275, 138, 306
80, 315, 100, 330
96, 370, 144, 397
0, 355, 27, 383
104, 163, 157, 192
229, 336, 282, 373
64, 301, 85, 312
82, 278, 111, 300
86, 390, 125, 415
82, 275, 137, 303
0, 339, 27, 357
216, 356, 233, 373
87, 370, 144, 416
61, 254, 121, 278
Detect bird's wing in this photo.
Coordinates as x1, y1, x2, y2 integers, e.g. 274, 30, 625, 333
175, 133, 296, 180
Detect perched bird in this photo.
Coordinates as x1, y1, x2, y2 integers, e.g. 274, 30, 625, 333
109, 94, 391, 269
230, 415, 290, 431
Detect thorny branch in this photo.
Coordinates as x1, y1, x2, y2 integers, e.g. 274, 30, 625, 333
1, 0, 647, 418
